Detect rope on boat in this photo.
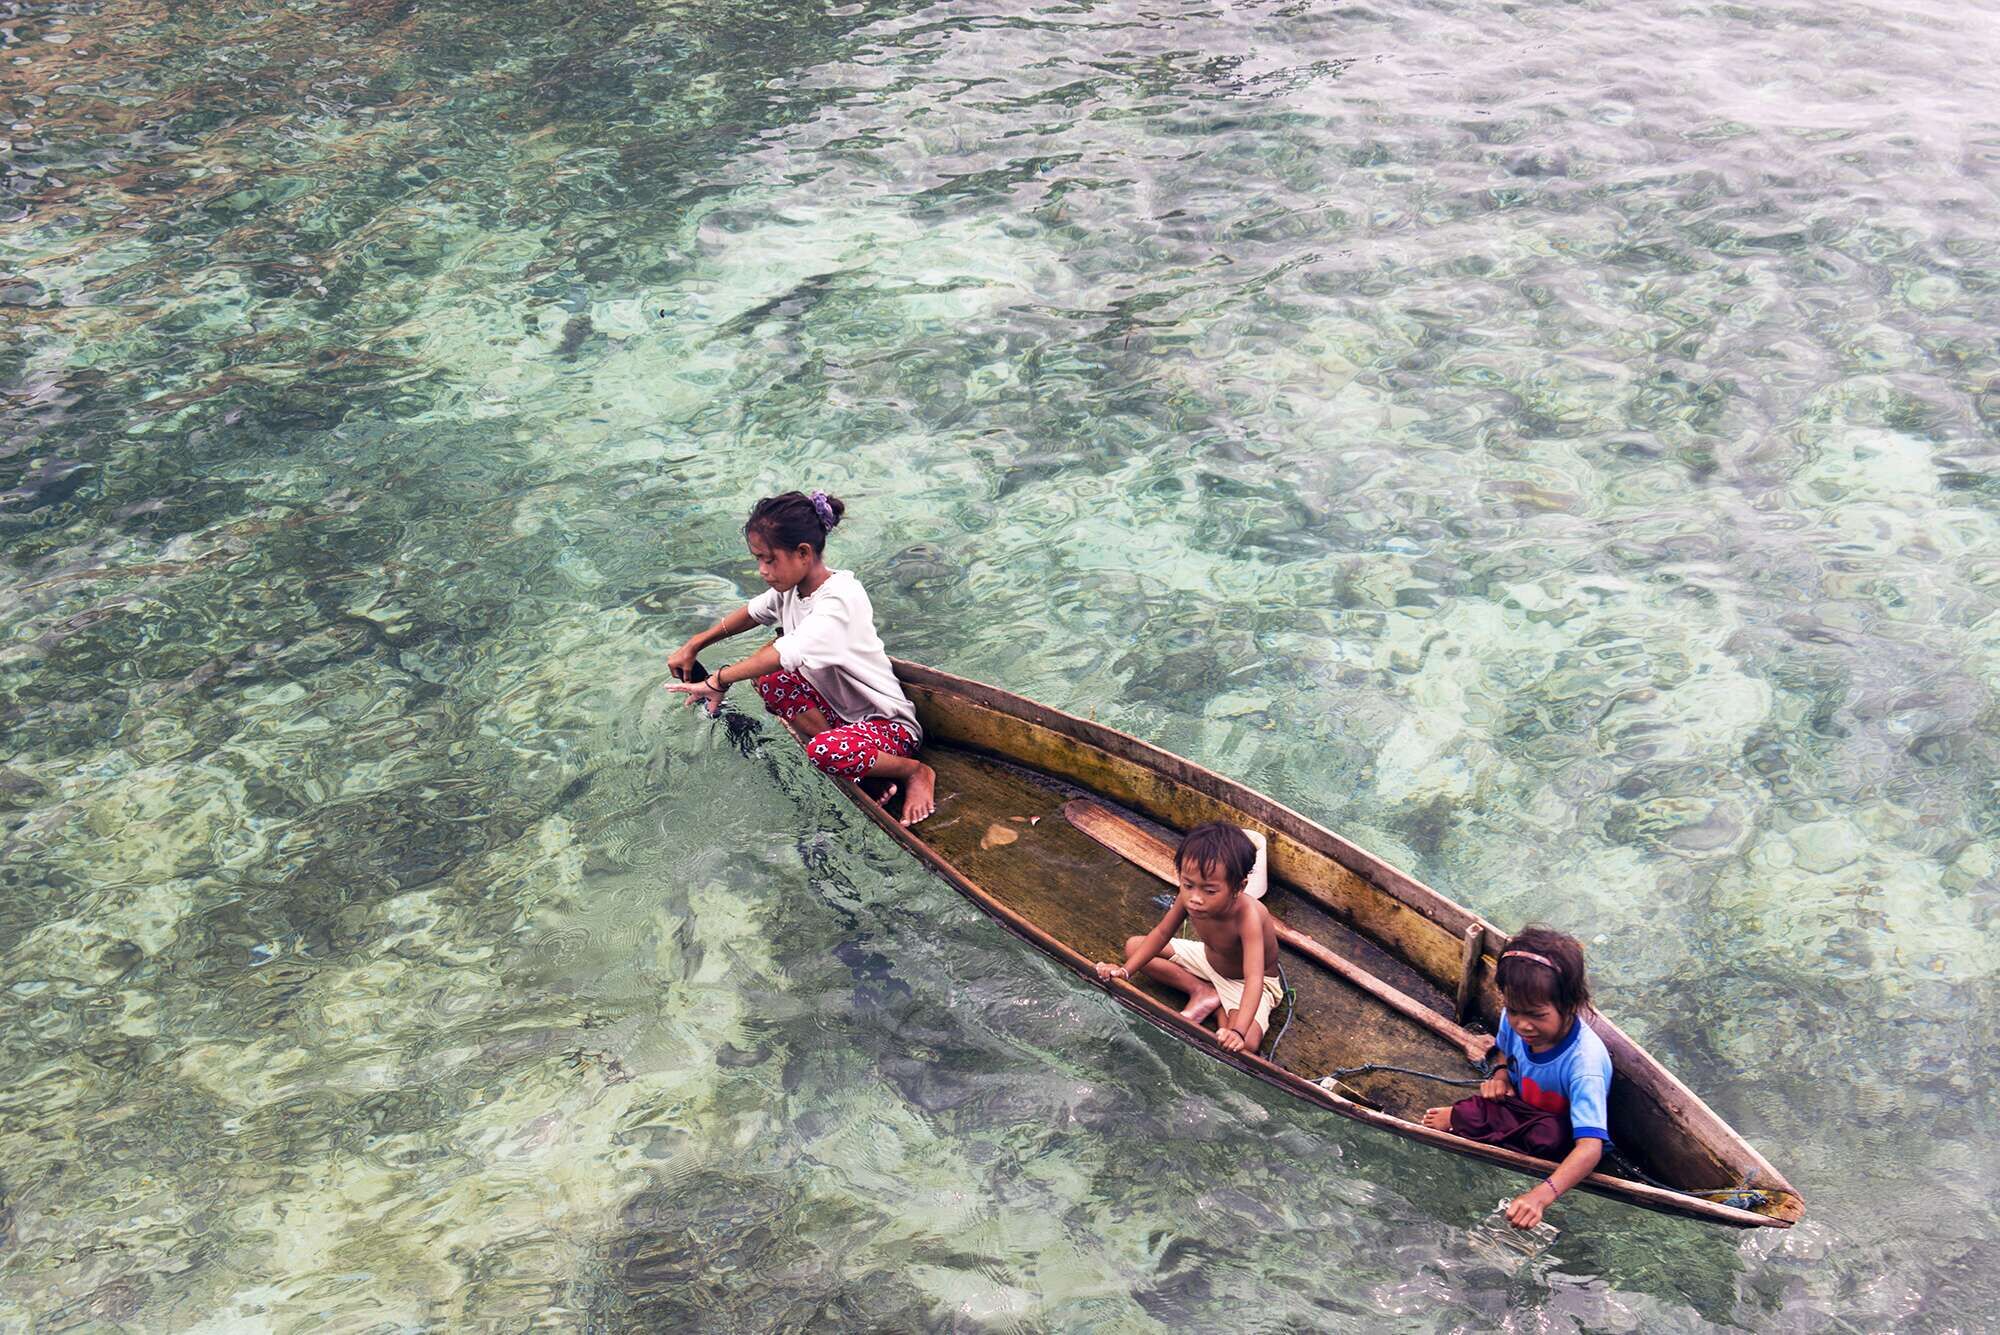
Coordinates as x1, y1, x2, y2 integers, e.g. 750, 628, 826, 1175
1603, 1150, 1774, 1210
1262, 959, 1295, 1063
1316, 1063, 1487, 1088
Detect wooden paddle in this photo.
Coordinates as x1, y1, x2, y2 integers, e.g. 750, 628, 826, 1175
1063, 799, 1484, 1055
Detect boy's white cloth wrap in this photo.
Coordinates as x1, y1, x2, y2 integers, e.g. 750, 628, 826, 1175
1166, 938, 1284, 1033
746, 571, 922, 743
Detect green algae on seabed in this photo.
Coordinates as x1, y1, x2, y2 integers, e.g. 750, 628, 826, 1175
4, 0, 2000, 1328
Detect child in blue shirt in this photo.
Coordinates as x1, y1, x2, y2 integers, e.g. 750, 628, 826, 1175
1420, 925, 1613, 1230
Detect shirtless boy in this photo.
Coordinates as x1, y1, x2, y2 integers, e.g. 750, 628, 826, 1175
1095, 822, 1282, 1053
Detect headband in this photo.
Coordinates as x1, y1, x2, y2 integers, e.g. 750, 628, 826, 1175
809, 490, 839, 531
1501, 949, 1557, 971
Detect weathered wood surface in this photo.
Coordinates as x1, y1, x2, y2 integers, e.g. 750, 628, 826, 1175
820, 661, 1804, 1227
1455, 923, 1486, 1024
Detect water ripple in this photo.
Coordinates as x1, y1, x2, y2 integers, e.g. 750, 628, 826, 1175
3, 0, 1999, 1328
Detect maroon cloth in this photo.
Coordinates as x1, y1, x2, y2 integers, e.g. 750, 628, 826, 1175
754, 670, 918, 780
1448, 1093, 1575, 1160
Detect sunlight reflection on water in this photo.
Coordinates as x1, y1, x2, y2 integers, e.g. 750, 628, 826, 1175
2, 0, 1997, 1327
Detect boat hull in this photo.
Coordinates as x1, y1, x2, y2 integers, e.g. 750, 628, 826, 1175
821, 660, 1801, 1229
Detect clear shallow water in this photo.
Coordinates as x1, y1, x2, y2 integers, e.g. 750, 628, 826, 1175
2, 0, 1997, 1326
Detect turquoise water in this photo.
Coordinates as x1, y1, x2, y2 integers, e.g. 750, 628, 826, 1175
3, 0, 1997, 1326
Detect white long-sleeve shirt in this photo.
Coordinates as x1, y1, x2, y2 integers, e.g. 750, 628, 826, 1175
746, 571, 922, 742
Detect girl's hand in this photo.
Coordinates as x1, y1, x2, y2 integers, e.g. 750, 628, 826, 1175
668, 643, 700, 681
1505, 1182, 1556, 1230
1480, 1070, 1512, 1100
1094, 962, 1129, 982
666, 678, 727, 717
1217, 1027, 1247, 1054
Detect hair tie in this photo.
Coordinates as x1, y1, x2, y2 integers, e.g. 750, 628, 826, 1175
809, 490, 839, 531
1502, 949, 1557, 970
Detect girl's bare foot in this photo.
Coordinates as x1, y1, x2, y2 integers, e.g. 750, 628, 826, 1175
1420, 1106, 1454, 1131
865, 782, 899, 808
899, 762, 937, 825
1180, 987, 1221, 1025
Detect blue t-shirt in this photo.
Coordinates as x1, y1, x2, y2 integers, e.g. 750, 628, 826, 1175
1495, 1009, 1614, 1146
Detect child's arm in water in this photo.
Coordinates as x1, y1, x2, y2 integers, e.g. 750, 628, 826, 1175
1095, 899, 1187, 984
667, 609, 782, 716
1504, 1136, 1603, 1229
670, 607, 756, 679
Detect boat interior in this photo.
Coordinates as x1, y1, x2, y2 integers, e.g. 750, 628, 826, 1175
906, 741, 1736, 1206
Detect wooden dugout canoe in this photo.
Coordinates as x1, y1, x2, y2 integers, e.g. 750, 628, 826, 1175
831, 660, 1803, 1230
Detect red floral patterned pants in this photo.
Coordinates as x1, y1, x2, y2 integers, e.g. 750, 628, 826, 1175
754, 671, 918, 780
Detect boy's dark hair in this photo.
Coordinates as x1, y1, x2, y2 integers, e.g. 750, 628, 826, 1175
745, 490, 845, 556
1174, 821, 1257, 891
1495, 924, 1592, 1015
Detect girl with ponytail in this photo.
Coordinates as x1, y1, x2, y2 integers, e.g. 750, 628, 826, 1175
667, 490, 936, 824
